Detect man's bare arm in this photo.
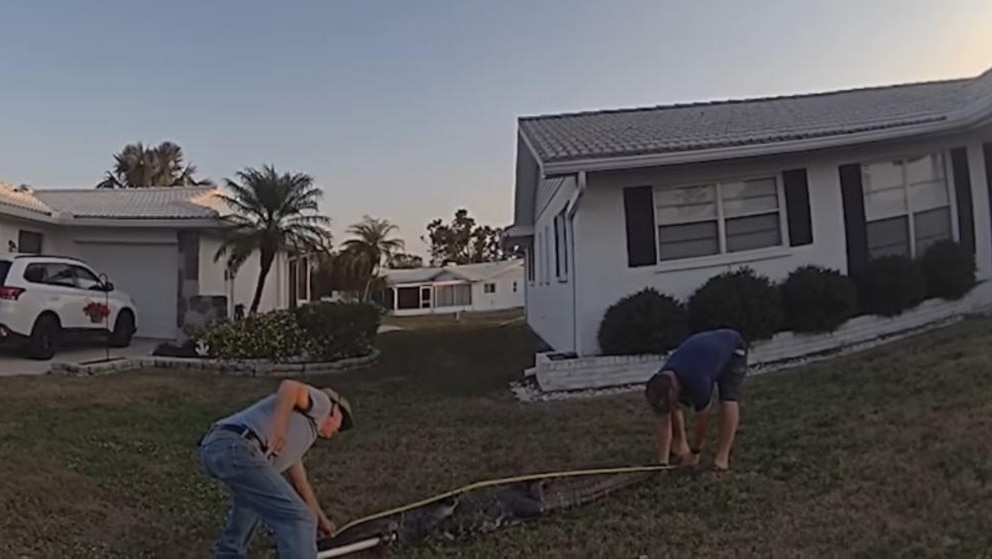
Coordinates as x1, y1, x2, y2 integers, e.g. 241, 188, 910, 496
654, 415, 673, 464
268, 380, 311, 456
287, 460, 336, 535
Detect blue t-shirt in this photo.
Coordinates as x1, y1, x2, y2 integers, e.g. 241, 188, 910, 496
660, 329, 744, 411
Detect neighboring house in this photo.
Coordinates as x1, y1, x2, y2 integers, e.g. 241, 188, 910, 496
381, 259, 524, 316
505, 65, 992, 357
0, 183, 312, 340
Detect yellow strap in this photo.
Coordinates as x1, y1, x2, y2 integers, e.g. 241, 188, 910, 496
336, 463, 678, 534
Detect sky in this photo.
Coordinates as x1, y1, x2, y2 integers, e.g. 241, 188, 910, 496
1, 0, 991, 257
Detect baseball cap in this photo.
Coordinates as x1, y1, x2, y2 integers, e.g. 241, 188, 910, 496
322, 387, 354, 432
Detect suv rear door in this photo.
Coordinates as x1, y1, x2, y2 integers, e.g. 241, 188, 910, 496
22, 261, 88, 329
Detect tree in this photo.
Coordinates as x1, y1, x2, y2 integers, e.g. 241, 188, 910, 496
96, 141, 213, 189
342, 216, 404, 301
213, 165, 332, 314
422, 208, 509, 265
387, 252, 423, 269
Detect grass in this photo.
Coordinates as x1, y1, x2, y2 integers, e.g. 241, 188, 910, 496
2, 317, 992, 557
379, 308, 524, 331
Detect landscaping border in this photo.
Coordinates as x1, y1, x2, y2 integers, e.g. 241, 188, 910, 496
530, 280, 992, 393
49, 348, 381, 377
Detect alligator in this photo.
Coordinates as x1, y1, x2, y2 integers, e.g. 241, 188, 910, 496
317, 470, 659, 555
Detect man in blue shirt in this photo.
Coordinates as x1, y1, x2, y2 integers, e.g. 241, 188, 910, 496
644, 329, 748, 471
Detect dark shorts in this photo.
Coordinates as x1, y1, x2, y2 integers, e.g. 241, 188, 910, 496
717, 352, 748, 402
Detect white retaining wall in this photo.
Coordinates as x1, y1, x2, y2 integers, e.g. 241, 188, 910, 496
534, 280, 992, 393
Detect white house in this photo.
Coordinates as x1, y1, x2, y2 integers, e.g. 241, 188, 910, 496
0, 183, 312, 340
506, 65, 992, 357
381, 259, 524, 316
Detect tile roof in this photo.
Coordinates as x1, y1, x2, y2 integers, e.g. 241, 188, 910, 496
0, 182, 54, 215
519, 67, 992, 164
32, 186, 223, 219
383, 259, 524, 285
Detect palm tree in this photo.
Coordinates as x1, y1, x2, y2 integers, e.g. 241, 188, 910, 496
342, 216, 404, 301
96, 141, 212, 188
214, 165, 332, 314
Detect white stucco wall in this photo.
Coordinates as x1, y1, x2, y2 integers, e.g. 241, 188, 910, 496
470, 266, 525, 312
527, 175, 577, 352
565, 132, 992, 356
198, 234, 289, 315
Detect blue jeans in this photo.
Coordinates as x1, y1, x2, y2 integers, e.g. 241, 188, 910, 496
197, 429, 317, 559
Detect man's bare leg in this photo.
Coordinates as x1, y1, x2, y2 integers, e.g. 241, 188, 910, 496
654, 416, 673, 464
713, 401, 739, 470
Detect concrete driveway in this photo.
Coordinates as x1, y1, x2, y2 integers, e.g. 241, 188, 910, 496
0, 338, 160, 377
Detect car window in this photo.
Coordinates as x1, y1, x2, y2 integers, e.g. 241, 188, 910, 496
72, 265, 103, 290
0, 260, 11, 284
24, 263, 78, 288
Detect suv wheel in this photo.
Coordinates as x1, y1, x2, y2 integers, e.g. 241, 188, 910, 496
109, 311, 135, 348
27, 314, 59, 360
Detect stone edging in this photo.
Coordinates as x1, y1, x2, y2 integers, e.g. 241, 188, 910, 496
49, 347, 381, 377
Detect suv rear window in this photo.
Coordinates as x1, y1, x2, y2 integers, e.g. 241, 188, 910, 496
0, 260, 11, 285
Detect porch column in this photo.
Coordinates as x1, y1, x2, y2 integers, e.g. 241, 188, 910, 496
392, 286, 398, 311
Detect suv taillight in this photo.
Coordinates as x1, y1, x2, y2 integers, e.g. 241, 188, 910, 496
0, 286, 24, 300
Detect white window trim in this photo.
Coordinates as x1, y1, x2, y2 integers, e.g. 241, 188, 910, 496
861, 151, 960, 259
650, 174, 791, 267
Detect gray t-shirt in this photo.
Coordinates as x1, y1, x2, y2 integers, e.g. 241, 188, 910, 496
215, 385, 333, 472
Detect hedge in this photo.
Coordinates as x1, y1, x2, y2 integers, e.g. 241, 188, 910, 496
597, 288, 687, 355
780, 265, 859, 333
687, 267, 782, 342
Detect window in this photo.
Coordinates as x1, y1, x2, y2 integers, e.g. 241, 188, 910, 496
483, 283, 496, 294
71, 265, 103, 290
862, 154, 952, 259
436, 284, 472, 307
653, 177, 783, 261
24, 263, 76, 287
535, 232, 542, 284
526, 245, 535, 283
544, 226, 551, 285
18, 230, 42, 254
554, 209, 568, 280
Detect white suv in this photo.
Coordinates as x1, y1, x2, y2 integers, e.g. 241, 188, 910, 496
0, 254, 138, 360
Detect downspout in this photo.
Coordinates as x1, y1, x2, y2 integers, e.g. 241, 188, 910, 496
567, 171, 587, 355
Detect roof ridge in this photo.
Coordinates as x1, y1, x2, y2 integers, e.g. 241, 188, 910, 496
36, 185, 217, 193
519, 76, 973, 122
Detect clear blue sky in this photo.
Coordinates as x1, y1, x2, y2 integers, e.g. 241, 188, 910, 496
1, 0, 990, 256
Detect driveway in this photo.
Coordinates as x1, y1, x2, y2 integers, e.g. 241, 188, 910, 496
0, 338, 160, 377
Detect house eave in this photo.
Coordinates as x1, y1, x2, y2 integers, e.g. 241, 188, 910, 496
539, 108, 992, 175
57, 217, 225, 229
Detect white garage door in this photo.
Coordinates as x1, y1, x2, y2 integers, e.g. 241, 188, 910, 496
75, 242, 179, 340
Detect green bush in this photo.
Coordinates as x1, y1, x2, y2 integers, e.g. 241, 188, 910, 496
855, 255, 928, 317
200, 302, 380, 362
687, 267, 782, 343
780, 265, 859, 333
200, 310, 306, 361
597, 288, 687, 355
294, 301, 381, 360
920, 240, 976, 300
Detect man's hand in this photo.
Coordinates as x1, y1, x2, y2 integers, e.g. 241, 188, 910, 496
268, 380, 311, 457
317, 513, 336, 538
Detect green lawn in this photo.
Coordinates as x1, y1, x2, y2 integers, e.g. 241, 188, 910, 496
2, 318, 992, 557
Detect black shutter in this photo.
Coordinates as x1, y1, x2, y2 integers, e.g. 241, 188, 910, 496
838, 163, 869, 277
623, 186, 657, 267
985, 143, 992, 254
782, 168, 813, 246
950, 147, 976, 256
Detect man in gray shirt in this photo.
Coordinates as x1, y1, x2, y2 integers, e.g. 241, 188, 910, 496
196, 379, 354, 558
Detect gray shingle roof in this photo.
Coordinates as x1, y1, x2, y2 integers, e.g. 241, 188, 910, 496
519, 69, 992, 164
33, 186, 223, 219
383, 259, 524, 285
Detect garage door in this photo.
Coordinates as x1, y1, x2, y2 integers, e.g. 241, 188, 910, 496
75, 242, 179, 340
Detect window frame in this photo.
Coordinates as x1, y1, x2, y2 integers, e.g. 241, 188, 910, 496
24, 262, 79, 289
860, 151, 959, 259
651, 174, 789, 264
554, 209, 569, 282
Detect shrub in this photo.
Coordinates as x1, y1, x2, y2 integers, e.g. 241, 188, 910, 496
687, 267, 782, 343
294, 301, 381, 360
780, 265, 859, 333
597, 288, 687, 355
855, 255, 927, 317
200, 310, 306, 361
920, 240, 976, 300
